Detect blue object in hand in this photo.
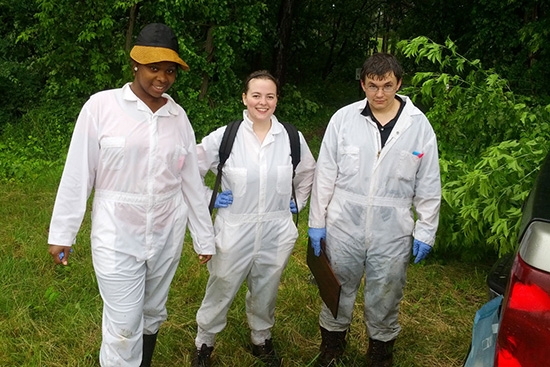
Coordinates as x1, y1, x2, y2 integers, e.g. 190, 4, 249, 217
412, 239, 432, 263
214, 190, 233, 208
59, 248, 74, 260
308, 227, 326, 257
290, 200, 298, 214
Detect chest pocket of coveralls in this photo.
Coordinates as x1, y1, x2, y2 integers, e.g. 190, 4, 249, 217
169, 145, 188, 176
276, 164, 293, 195
396, 150, 420, 181
224, 167, 247, 198
100, 137, 125, 171
339, 146, 360, 176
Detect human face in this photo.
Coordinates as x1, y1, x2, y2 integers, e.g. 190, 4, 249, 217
242, 78, 278, 125
132, 61, 178, 110
361, 72, 401, 113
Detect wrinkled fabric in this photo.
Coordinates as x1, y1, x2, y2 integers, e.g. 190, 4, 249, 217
195, 111, 316, 348
48, 83, 215, 366
308, 96, 441, 341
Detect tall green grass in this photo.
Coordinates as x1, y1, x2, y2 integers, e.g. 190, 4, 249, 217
0, 167, 489, 366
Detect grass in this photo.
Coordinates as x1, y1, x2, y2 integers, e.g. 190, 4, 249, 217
0, 168, 491, 366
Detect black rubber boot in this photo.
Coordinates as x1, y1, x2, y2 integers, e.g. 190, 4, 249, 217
365, 338, 395, 367
316, 326, 347, 367
251, 338, 282, 367
191, 344, 214, 367
140, 332, 158, 367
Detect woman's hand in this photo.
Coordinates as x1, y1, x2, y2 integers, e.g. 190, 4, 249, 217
49, 245, 73, 265
198, 254, 212, 264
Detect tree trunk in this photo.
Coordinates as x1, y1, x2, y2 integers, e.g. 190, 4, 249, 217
199, 25, 215, 101
322, 0, 372, 79
125, 4, 139, 52
273, 0, 296, 88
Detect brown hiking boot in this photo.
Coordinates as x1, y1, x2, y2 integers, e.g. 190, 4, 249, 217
365, 338, 395, 367
251, 338, 282, 367
316, 326, 347, 367
191, 344, 213, 367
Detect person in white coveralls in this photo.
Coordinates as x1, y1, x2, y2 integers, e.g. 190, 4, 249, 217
191, 70, 316, 367
47, 23, 216, 367
308, 53, 441, 367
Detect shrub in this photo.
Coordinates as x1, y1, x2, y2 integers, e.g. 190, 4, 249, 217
438, 138, 549, 260
0, 100, 79, 182
399, 37, 550, 259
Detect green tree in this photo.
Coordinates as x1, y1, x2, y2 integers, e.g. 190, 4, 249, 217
18, 0, 134, 101
285, 0, 378, 82
135, 0, 269, 137
0, 0, 45, 121
399, 36, 550, 259
396, 0, 550, 100
1, 1, 272, 136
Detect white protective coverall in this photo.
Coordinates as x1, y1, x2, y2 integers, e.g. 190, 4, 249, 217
48, 83, 216, 366
194, 111, 316, 347
308, 95, 441, 342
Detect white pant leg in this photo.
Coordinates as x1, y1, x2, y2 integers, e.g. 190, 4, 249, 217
246, 219, 296, 344
363, 236, 410, 341
93, 247, 146, 367
320, 193, 368, 331
195, 220, 255, 348
319, 228, 365, 332
142, 216, 186, 335
195, 258, 252, 347
93, 205, 186, 365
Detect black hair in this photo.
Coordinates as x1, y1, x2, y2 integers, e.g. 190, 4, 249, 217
360, 53, 403, 82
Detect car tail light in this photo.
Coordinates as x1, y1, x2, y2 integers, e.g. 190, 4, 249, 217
494, 254, 550, 366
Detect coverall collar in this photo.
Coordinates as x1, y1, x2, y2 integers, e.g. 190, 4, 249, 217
123, 82, 180, 116
242, 110, 285, 134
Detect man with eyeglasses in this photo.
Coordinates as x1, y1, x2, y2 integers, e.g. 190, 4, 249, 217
308, 53, 441, 367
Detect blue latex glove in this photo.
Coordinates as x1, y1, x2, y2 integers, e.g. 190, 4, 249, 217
308, 227, 326, 257
290, 199, 298, 214
412, 239, 432, 264
214, 190, 233, 208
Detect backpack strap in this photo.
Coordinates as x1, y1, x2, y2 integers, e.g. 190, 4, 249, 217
280, 122, 301, 174
281, 122, 301, 226
209, 120, 243, 214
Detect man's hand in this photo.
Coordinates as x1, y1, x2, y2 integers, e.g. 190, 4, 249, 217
308, 227, 326, 257
412, 239, 432, 264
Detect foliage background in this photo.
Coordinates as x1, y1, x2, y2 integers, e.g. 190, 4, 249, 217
1, 1, 550, 365
2, 1, 550, 259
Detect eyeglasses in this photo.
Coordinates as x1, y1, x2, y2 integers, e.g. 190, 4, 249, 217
366, 85, 396, 93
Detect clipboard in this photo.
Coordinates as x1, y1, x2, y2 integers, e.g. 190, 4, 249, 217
307, 238, 341, 319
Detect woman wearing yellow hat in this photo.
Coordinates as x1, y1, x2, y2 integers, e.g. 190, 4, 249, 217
47, 23, 216, 366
